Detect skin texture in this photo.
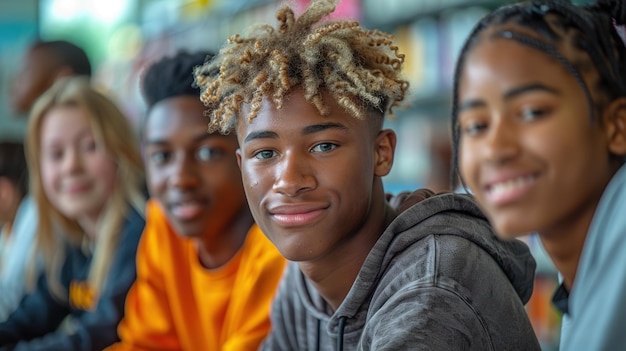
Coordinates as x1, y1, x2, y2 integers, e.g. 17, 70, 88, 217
39, 106, 117, 237
236, 88, 397, 309
0, 178, 21, 231
143, 96, 252, 268
457, 34, 626, 287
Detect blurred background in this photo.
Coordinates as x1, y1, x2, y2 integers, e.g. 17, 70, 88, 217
1, 0, 594, 349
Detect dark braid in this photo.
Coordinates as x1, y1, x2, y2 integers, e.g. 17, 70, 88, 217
450, 0, 626, 188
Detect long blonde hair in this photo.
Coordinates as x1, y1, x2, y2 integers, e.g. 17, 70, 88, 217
25, 77, 145, 300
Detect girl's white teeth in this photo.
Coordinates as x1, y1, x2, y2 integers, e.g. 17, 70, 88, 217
489, 175, 536, 196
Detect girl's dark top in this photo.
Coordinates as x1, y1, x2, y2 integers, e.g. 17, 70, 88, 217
0, 206, 145, 351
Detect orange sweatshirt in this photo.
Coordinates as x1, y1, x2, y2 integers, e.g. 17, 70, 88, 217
107, 200, 286, 351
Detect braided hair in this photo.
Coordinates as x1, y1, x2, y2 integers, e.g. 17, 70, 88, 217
450, 0, 626, 187
193, 0, 409, 134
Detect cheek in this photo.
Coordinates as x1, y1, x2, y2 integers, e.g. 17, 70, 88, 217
458, 140, 477, 187
240, 161, 264, 200
89, 155, 118, 191
146, 165, 165, 196
40, 160, 59, 195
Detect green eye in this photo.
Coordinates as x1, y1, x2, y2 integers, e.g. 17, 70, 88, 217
254, 150, 276, 160
311, 143, 337, 153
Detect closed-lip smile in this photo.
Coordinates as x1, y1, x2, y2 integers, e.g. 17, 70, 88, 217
268, 203, 328, 227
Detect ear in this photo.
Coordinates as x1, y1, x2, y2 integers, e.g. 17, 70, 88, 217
374, 129, 396, 177
236, 148, 243, 170
603, 97, 626, 157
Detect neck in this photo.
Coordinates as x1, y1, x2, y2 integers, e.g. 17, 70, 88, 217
538, 195, 602, 290
195, 207, 255, 269
1, 221, 13, 239
77, 213, 101, 240
299, 196, 397, 311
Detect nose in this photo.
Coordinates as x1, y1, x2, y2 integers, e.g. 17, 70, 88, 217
168, 153, 200, 189
272, 151, 316, 197
481, 117, 520, 164
62, 149, 83, 174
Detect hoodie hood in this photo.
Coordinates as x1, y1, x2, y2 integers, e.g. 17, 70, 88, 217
322, 192, 536, 334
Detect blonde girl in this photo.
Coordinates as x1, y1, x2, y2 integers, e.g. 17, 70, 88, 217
0, 77, 146, 350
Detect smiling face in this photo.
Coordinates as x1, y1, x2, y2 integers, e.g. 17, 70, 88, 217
144, 96, 247, 239
40, 106, 117, 221
457, 35, 616, 238
236, 88, 395, 262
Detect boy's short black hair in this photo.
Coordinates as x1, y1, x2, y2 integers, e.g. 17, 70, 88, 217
33, 40, 92, 77
0, 141, 28, 197
142, 51, 215, 111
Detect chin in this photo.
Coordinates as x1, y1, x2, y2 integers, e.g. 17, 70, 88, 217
172, 223, 204, 239
493, 222, 531, 240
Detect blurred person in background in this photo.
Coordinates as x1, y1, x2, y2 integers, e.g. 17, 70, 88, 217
0, 77, 145, 350
0, 40, 93, 324
0, 141, 29, 321
107, 50, 286, 351
9, 40, 92, 117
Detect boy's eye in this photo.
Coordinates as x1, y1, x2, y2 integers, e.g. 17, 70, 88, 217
197, 146, 223, 161
253, 150, 276, 160
149, 150, 170, 165
311, 142, 337, 153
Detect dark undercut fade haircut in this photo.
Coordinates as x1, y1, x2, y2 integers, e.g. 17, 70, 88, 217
141, 50, 215, 111
450, 0, 626, 187
193, 0, 409, 134
33, 40, 92, 77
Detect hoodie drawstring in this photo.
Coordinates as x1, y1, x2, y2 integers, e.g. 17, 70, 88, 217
316, 319, 321, 351
336, 316, 347, 351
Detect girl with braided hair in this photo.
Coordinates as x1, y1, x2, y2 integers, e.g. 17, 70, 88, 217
195, 0, 540, 349
453, 0, 626, 349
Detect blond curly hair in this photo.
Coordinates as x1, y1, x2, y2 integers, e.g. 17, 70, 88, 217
194, 0, 409, 134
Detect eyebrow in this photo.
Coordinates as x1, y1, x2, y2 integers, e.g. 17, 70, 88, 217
243, 122, 348, 144
458, 83, 560, 113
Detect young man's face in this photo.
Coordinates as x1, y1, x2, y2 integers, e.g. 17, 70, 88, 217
144, 96, 247, 239
236, 88, 395, 262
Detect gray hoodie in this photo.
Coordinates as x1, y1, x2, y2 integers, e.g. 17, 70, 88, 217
262, 193, 540, 350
